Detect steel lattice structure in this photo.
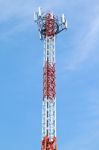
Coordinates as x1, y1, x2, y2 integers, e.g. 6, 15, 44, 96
34, 8, 67, 150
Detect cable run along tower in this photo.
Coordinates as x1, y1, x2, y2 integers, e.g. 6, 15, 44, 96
34, 7, 67, 150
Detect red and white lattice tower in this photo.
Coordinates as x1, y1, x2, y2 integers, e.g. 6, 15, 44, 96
34, 7, 67, 150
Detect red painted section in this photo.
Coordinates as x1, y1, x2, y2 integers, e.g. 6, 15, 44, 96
43, 61, 56, 100
45, 13, 57, 37
41, 136, 57, 150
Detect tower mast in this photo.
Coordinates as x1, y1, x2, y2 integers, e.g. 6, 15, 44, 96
34, 8, 67, 150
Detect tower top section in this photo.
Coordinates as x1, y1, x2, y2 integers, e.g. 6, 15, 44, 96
34, 7, 67, 40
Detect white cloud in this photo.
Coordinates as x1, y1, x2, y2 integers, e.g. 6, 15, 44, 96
65, 4, 99, 70
0, 0, 90, 22
0, 0, 36, 22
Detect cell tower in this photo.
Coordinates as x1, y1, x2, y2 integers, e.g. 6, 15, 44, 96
34, 7, 67, 150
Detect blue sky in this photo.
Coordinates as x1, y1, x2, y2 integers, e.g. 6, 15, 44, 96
0, 0, 99, 150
